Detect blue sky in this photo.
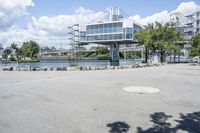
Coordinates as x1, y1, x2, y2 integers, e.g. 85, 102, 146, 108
29, 0, 199, 17
1, 0, 200, 46
17, 0, 200, 28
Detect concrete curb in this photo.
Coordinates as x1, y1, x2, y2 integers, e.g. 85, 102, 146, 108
1, 63, 162, 72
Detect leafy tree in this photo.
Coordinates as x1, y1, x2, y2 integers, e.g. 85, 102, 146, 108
189, 33, 200, 57
20, 40, 40, 59
136, 22, 184, 63
95, 47, 109, 55
153, 22, 184, 62
135, 23, 154, 62
94, 47, 110, 59
10, 43, 20, 60
11, 43, 19, 51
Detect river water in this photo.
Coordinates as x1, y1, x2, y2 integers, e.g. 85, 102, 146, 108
0, 59, 142, 68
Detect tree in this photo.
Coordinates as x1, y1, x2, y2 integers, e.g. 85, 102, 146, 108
20, 40, 40, 59
189, 33, 200, 57
10, 43, 19, 60
135, 23, 155, 62
95, 47, 110, 59
136, 22, 184, 63
153, 22, 184, 62
95, 47, 109, 55
11, 43, 19, 51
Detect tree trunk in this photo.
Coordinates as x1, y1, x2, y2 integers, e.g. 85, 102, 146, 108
160, 48, 165, 63
145, 46, 148, 63
169, 50, 172, 62
173, 49, 176, 62
160, 53, 163, 63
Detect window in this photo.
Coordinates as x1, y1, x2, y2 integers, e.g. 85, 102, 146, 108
113, 34, 117, 40
113, 23, 117, 32
118, 22, 122, 28
100, 24, 103, 33
86, 25, 90, 34
91, 25, 94, 34
108, 34, 112, 40
104, 35, 108, 40
104, 24, 108, 33
94, 25, 98, 34
115, 22, 122, 32
125, 28, 133, 39
108, 23, 112, 33
98, 35, 103, 40
117, 34, 122, 39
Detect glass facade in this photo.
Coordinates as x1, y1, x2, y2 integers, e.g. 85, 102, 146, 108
80, 31, 86, 42
124, 28, 133, 39
133, 24, 142, 39
133, 24, 142, 32
79, 21, 142, 42
86, 34, 123, 41
86, 22, 123, 34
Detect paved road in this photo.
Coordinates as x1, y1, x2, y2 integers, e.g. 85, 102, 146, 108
0, 64, 200, 133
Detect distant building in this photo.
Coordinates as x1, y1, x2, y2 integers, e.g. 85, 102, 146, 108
0, 47, 16, 60
69, 7, 142, 65
170, 10, 200, 58
171, 10, 200, 40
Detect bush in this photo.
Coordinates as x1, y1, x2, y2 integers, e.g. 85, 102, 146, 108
69, 63, 79, 67
96, 54, 110, 59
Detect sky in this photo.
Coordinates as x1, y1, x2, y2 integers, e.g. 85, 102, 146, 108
0, 0, 200, 48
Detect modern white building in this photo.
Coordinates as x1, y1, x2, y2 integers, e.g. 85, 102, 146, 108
68, 7, 142, 65
171, 10, 200, 40
170, 10, 200, 58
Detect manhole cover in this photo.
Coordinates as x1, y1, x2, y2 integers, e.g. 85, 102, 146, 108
123, 86, 160, 94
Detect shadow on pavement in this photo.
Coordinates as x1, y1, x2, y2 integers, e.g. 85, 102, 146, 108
107, 121, 130, 133
174, 111, 200, 133
137, 111, 200, 133
106, 111, 200, 133
137, 112, 174, 133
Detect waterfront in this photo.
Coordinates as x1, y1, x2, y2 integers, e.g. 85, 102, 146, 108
0, 59, 142, 68
0, 64, 199, 133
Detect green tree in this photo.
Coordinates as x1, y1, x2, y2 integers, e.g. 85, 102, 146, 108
95, 47, 110, 59
189, 33, 200, 57
95, 47, 109, 55
10, 43, 19, 60
11, 43, 19, 52
136, 22, 184, 63
20, 40, 40, 59
135, 23, 154, 63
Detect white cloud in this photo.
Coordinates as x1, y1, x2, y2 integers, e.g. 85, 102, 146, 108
0, 6, 102, 48
175, 1, 199, 15
0, 1, 200, 47
28, 7, 102, 36
130, 10, 170, 25
0, 0, 34, 30
130, 1, 200, 26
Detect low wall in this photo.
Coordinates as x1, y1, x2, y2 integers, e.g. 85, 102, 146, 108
1, 63, 161, 72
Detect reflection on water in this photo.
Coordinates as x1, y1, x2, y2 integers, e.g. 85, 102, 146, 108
0, 59, 142, 68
